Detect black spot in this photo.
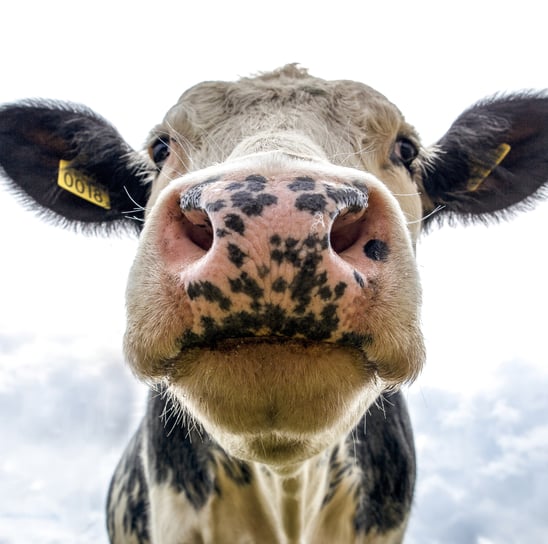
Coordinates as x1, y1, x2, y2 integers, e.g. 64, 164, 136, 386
363, 239, 390, 262
286, 237, 299, 248
107, 431, 150, 542
207, 199, 226, 212
224, 213, 245, 235
349, 391, 415, 534
304, 233, 328, 250
220, 459, 253, 486
227, 243, 246, 267
334, 282, 347, 299
318, 286, 332, 300
272, 277, 288, 292
295, 193, 327, 214
353, 270, 365, 288
321, 304, 337, 322
270, 234, 282, 246
262, 304, 289, 334
231, 191, 278, 216
270, 237, 301, 266
228, 272, 264, 302
227, 181, 244, 191
146, 390, 218, 510
289, 176, 316, 192
271, 248, 284, 265
322, 446, 353, 508
290, 250, 323, 313
187, 281, 232, 311
245, 174, 268, 191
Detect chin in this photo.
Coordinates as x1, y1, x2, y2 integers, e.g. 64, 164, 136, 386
167, 338, 384, 464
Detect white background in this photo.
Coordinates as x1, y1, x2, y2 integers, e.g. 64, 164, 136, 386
1, 1, 547, 543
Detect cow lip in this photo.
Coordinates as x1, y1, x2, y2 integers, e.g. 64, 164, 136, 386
171, 335, 378, 375
200, 336, 321, 350
179, 334, 370, 353
164, 335, 379, 384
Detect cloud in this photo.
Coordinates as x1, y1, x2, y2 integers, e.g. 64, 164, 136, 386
406, 361, 548, 544
0, 334, 145, 544
2, 334, 547, 543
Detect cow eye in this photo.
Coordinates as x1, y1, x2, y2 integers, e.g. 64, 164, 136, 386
393, 138, 419, 171
151, 137, 171, 166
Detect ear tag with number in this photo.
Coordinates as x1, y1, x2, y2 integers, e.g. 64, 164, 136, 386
57, 160, 111, 209
467, 143, 511, 192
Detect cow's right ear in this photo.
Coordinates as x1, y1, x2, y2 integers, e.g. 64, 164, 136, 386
0, 99, 152, 233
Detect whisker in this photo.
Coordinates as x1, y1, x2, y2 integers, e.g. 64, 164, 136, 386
407, 204, 445, 225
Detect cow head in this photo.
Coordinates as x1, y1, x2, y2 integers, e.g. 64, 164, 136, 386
1, 65, 547, 466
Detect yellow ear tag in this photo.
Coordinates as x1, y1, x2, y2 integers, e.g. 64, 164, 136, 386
467, 143, 511, 192
57, 160, 111, 210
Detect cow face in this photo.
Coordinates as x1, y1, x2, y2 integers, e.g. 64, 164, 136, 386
1, 65, 547, 465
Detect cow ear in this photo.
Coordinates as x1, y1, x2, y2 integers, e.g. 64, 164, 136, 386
421, 92, 548, 225
0, 99, 151, 233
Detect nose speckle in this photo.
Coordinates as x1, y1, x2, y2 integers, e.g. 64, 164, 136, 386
295, 193, 327, 214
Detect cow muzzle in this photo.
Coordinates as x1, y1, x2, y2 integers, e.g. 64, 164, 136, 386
124, 153, 424, 387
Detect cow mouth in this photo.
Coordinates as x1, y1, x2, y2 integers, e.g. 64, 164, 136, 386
178, 328, 373, 353
185, 334, 368, 351
169, 334, 377, 378
166, 336, 383, 464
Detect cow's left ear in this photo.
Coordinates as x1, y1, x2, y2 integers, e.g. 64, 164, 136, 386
0, 99, 152, 233
421, 92, 548, 224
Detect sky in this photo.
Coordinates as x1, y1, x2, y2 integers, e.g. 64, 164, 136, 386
1, 1, 547, 542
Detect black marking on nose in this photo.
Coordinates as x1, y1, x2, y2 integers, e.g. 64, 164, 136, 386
227, 243, 246, 267
206, 199, 226, 213
305, 234, 328, 250
231, 191, 278, 217
295, 193, 327, 214
187, 281, 232, 311
271, 236, 300, 265
334, 282, 347, 299
353, 271, 365, 288
318, 286, 332, 300
224, 214, 245, 235
229, 272, 264, 305
272, 277, 288, 292
244, 174, 268, 191
363, 239, 389, 262
289, 176, 316, 192
227, 175, 267, 193
227, 181, 244, 191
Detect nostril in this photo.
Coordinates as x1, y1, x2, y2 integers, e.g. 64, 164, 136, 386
182, 209, 214, 252
330, 210, 366, 254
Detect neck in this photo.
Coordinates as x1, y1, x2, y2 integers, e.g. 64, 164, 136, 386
143, 390, 362, 543
203, 440, 359, 544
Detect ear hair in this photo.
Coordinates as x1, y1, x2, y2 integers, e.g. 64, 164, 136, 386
421, 91, 548, 228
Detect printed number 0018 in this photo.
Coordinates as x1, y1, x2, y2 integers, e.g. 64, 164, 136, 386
57, 161, 111, 210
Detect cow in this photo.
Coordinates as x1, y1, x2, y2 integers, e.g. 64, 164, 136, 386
0, 64, 546, 544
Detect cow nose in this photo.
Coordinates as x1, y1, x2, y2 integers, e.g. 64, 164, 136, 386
151, 169, 402, 349
176, 175, 370, 266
